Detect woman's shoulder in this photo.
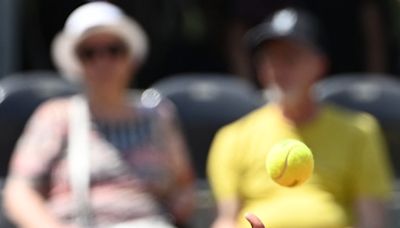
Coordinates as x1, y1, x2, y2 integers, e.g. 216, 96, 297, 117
135, 93, 178, 121
32, 96, 72, 120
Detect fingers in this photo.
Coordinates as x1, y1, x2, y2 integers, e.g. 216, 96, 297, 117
245, 213, 265, 228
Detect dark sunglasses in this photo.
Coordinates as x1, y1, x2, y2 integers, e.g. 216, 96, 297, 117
76, 42, 128, 62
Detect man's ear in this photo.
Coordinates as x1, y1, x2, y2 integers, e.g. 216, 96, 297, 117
255, 58, 273, 89
314, 54, 330, 82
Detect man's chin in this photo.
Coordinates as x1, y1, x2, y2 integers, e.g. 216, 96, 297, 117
280, 89, 305, 107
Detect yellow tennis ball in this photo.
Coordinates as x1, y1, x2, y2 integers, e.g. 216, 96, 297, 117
266, 139, 314, 187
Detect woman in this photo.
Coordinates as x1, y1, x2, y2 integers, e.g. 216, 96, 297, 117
3, 2, 194, 228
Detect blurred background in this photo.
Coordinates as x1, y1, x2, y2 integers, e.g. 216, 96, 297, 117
1, 0, 400, 87
2, 0, 400, 227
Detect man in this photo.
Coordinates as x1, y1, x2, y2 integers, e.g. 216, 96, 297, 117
208, 8, 393, 228
226, 0, 388, 80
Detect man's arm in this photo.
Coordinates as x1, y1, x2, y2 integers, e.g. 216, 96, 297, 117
211, 199, 240, 228
207, 124, 243, 228
352, 114, 394, 228
355, 199, 389, 228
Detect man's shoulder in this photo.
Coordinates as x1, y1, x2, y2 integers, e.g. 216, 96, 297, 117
323, 104, 381, 135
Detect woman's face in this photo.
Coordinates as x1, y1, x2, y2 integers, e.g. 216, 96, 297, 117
76, 32, 137, 92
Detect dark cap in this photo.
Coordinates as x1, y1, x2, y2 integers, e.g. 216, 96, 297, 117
245, 8, 324, 53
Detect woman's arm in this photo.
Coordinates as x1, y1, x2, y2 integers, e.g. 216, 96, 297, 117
158, 101, 196, 223
3, 178, 69, 228
3, 99, 69, 228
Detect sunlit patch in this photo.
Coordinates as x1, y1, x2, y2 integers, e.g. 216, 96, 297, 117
272, 9, 298, 34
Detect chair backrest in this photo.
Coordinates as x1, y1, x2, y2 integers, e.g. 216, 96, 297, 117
316, 73, 400, 177
152, 73, 264, 178
0, 71, 78, 178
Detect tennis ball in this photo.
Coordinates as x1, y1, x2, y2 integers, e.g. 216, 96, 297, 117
266, 139, 314, 187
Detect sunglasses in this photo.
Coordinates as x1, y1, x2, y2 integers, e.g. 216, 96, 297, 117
76, 42, 128, 62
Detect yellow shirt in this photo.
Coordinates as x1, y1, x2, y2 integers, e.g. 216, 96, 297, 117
207, 103, 393, 228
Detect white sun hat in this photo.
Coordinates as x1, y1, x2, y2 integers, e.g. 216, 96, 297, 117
51, 1, 149, 82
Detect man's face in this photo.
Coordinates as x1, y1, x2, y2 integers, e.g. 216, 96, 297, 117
257, 39, 325, 95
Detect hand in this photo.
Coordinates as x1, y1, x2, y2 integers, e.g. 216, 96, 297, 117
245, 213, 265, 228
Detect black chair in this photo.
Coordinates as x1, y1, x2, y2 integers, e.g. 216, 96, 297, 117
0, 71, 78, 178
152, 73, 264, 179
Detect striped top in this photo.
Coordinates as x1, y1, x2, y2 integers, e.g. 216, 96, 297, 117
95, 114, 156, 154
8, 95, 194, 227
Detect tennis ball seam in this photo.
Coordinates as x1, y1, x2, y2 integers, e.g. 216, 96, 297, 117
274, 145, 300, 187
274, 146, 292, 180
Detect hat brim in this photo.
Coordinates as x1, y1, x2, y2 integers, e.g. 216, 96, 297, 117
52, 32, 82, 82
51, 18, 148, 82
